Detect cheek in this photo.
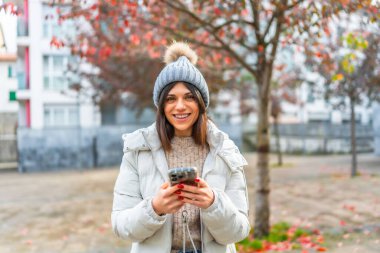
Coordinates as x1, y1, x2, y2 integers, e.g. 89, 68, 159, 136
164, 105, 171, 118
192, 105, 200, 119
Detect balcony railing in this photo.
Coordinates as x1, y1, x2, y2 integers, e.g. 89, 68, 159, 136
17, 16, 29, 37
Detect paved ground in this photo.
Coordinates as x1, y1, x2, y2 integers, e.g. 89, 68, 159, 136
0, 153, 379, 253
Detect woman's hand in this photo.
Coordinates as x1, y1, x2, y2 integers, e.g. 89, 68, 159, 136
152, 182, 185, 215
177, 178, 215, 209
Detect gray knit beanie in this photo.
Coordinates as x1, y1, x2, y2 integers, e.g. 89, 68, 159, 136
153, 42, 209, 108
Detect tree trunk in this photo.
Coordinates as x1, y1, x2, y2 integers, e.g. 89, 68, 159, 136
254, 82, 271, 238
350, 96, 358, 177
273, 116, 282, 166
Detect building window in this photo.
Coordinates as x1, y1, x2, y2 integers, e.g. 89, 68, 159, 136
43, 55, 70, 91
8, 65, 16, 78
100, 104, 116, 125
8, 65, 12, 78
44, 105, 79, 127
42, 5, 75, 39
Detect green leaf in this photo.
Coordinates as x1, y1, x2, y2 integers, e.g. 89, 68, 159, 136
250, 240, 263, 250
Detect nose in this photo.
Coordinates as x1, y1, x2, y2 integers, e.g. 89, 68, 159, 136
175, 98, 186, 111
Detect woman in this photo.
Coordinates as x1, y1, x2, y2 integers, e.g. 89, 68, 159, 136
112, 42, 250, 253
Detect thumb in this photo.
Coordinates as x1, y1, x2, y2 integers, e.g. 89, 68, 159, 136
161, 182, 169, 189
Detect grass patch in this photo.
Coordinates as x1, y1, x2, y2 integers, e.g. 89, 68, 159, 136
270, 163, 294, 169
237, 222, 327, 252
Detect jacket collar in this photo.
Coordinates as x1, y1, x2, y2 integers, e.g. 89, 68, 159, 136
123, 120, 230, 155
138, 121, 226, 153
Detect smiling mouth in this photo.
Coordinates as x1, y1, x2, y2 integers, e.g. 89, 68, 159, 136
173, 113, 190, 119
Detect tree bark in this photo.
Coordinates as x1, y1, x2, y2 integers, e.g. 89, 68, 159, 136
350, 95, 358, 177
273, 116, 282, 166
254, 79, 271, 238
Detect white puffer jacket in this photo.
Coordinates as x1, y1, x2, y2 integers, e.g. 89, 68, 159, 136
112, 122, 250, 253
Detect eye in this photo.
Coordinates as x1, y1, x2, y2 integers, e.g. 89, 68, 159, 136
166, 96, 176, 103
185, 94, 195, 101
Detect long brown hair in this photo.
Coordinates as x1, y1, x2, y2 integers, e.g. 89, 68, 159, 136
156, 82, 208, 151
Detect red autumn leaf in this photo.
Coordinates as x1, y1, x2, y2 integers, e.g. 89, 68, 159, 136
241, 9, 249, 16
218, 29, 225, 38
275, 64, 285, 71
149, 50, 160, 58
214, 53, 222, 61
86, 46, 96, 56
126, 2, 138, 8
339, 0, 350, 7
343, 204, 356, 212
144, 31, 153, 40
100, 46, 112, 58
130, 34, 140, 45
214, 7, 222, 16
316, 235, 324, 243
50, 36, 65, 48
323, 26, 331, 36
316, 247, 327, 252
124, 19, 129, 27
258, 45, 264, 52
224, 57, 232, 64
235, 27, 244, 37
315, 51, 323, 58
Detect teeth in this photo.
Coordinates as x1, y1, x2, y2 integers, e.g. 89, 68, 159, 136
174, 114, 190, 119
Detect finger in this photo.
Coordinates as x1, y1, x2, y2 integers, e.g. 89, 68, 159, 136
179, 191, 201, 200
180, 184, 200, 193
161, 182, 169, 189
195, 177, 208, 188
166, 184, 184, 195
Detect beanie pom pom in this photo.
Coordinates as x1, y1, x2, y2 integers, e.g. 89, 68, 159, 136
164, 41, 198, 65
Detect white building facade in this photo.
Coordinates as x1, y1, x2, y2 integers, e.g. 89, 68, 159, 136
0, 6, 18, 115
16, 0, 100, 130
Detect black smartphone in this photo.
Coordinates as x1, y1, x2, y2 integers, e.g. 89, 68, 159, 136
168, 167, 198, 186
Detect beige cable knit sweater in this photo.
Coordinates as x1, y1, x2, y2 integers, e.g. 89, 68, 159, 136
166, 136, 209, 252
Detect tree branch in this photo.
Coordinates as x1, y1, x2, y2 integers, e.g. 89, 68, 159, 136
213, 19, 254, 32
250, 0, 263, 43
162, 0, 257, 78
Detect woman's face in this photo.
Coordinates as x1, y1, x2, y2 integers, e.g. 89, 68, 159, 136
164, 82, 200, 137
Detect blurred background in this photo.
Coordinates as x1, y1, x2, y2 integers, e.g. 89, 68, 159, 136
0, 0, 379, 252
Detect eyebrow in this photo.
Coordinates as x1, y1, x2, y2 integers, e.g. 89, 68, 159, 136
167, 92, 193, 96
